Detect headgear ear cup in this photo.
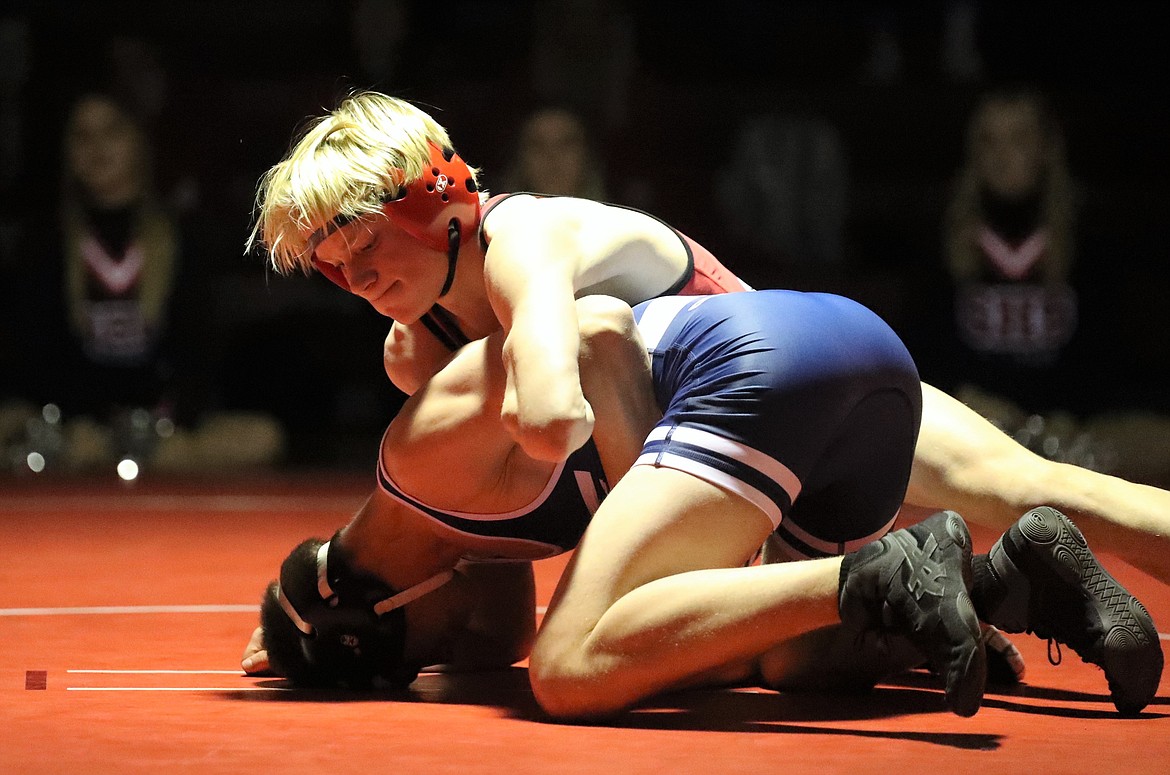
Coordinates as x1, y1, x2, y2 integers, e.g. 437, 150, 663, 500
382, 142, 480, 252
269, 535, 414, 689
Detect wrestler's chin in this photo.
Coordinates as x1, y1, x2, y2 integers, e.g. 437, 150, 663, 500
372, 299, 424, 325
365, 286, 413, 323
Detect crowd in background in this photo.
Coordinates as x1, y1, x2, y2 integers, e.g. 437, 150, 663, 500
0, 1, 1166, 485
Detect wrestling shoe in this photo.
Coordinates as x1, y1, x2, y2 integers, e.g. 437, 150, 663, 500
839, 510, 986, 717
974, 506, 1164, 715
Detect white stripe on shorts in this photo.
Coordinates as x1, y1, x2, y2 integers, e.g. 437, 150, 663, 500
643, 425, 802, 502
779, 508, 900, 556
636, 296, 712, 350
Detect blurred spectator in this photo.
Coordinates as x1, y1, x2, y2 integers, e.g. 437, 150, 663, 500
501, 106, 608, 201
346, 0, 411, 90
1, 88, 284, 476
713, 111, 850, 287
912, 85, 1170, 485
528, 0, 637, 134
0, 13, 33, 391
860, 0, 984, 84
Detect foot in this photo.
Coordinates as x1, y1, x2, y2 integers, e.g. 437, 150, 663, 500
975, 506, 1163, 715
839, 510, 986, 717
982, 624, 1026, 685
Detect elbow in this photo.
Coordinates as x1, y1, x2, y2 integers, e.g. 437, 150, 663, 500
507, 414, 595, 462
575, 295, 639, 346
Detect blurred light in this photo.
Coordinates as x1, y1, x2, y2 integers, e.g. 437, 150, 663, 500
42, 403, 61, 424
26, 452, 45, 473
155, 417, 175, 438
117, 458, 140, 481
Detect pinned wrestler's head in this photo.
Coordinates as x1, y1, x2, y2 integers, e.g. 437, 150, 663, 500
259, 532, 451, 689
249, 91, 482, 322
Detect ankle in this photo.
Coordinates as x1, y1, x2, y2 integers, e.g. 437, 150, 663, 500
970, 553, 999, 621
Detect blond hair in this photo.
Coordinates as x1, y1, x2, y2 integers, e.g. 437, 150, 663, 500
248, 91, 480, 274
944, 88, 1077, 283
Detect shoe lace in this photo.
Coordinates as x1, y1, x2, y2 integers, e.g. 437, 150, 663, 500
1028, 584, 1102, 666
1047, 638, 1063, 666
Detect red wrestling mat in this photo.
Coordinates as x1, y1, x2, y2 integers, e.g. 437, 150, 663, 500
3, 473, 1169, 774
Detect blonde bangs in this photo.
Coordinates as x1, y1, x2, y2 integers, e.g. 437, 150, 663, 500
248, 91, 467, 275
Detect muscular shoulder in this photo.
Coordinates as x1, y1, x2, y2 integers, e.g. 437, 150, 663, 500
483, 195, 689, 302
481, 194, 580, 243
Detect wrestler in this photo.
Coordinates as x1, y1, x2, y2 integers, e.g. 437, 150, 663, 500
244, 293, 1160, 717
247, 91, 1170, 600
248, 91, 748, 465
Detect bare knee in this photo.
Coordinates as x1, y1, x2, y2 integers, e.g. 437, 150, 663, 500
528, 637, 627, 720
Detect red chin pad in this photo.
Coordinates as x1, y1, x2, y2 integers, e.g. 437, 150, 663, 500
383, 141, 480, 252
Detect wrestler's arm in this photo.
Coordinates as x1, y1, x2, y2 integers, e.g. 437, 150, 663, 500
436, 561, 537, 671
242, 297, 661, 676
382, 296, 661, 500
480, 196, 685, 463
406, 296, 659, 670
379, 329, 527, 499
241, 335, 525, 677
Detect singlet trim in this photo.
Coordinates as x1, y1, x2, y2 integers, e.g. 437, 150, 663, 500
377, 451, 568, 523
480, 192, 697, 301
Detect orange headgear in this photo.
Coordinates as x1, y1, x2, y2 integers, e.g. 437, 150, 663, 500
308, 141, 480, 296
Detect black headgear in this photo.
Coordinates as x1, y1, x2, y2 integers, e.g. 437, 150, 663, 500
264, 532, 453, 689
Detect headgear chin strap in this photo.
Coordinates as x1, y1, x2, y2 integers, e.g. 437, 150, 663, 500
281, 538, 456, 636
308, 141, 480, 297
309, 539, 455, 619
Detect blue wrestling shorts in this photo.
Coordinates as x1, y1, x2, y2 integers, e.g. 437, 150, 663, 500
631, 291, 922, 559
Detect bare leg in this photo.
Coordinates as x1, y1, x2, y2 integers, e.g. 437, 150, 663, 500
759, 625, 926, 692
529, 466, 842, 719
529, 466, 984, 719
908, 382, 1170, 584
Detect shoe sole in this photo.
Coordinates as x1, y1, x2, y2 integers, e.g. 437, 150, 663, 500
996, 506, 1163, 715
937, 511, 985, 717
892, 511, 985, 716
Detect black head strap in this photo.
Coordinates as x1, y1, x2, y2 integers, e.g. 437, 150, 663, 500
439, 219, 460, 297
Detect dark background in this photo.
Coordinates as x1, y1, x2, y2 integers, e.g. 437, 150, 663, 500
1, 0, 1166, 470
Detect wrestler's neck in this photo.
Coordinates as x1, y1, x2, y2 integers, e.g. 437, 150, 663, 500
434, 241, 498, 339
339, 499, 462, 591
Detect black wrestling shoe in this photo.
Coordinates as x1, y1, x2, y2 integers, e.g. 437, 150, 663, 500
975, 506, 1164, 715
839, 510, 986, 717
